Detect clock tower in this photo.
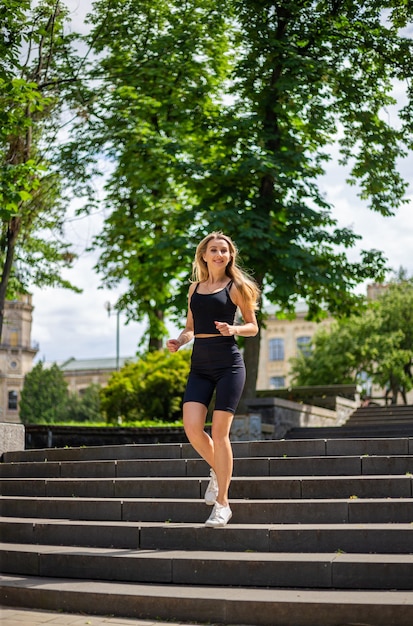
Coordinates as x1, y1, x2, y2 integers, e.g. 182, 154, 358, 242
0, 294, 38, 423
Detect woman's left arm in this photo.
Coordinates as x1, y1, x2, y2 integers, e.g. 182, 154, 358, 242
214, 285, 259, 337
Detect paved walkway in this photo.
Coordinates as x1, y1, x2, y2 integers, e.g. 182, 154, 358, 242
0, 607, 219, 626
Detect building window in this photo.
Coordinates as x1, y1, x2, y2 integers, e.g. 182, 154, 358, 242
9, 328, 19, 347
269, 338, 284, 361
270, 376, 285, 389
8, 390, 18, 410
296, 336, 312, 357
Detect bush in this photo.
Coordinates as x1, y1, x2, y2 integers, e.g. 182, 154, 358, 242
20, 361, 69, 424
100, 348, 191, 423
65, 384, 103, 423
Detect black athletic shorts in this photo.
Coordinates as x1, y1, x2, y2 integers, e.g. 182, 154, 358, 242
183, 336, 246, 414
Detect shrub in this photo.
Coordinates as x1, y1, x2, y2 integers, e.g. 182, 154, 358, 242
100, 348, 191, 423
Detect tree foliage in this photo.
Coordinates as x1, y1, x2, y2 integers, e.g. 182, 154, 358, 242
68, 0, 412, 404
20, 362, 104, 424
100, 349, 191, 423
291, 276, 413, 404
0, 0, 82, 338
19, 361, 69, 424
65, 384, 103, 423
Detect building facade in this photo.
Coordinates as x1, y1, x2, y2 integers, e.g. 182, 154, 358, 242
0, 295, 38, 423
256, 306, 334, 390
59, 356, 134, 394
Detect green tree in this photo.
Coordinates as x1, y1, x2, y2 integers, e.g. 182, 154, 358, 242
65, 384, 103, 423
0, 0, 81, 339
72, 1, 412, 405
100, 349, 191, 423
291, 277, 413, 404
19, 361, 69, 424
64, 0, 230, 350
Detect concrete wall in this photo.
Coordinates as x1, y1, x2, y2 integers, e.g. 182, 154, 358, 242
245, 395, 357, 439
0, 422, 25, 459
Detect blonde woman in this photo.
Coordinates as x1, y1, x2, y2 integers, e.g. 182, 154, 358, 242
167, 232, 260, 527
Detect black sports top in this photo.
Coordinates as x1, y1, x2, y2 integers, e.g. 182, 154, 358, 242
191, 280, 237, 335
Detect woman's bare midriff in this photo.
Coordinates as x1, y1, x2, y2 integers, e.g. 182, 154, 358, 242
194, 333, 222, 338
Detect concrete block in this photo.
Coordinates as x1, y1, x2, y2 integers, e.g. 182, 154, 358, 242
268, 523, 413, 554
139, 523, 271, 552
231, 441, 253, 457
33, 520, 139, 549
39, 550, 172, 583
117, 459, 186, 477
172, 552, 332, 588
232, 500, 349, 524
122, 499, 203, 524
3, 449, 50, 463
0, 461, 60, 479
270, 456, 361, 477
231, 413, 262, 441
0, 479, 46, 497
232, 457, 270, 476
229, 477, 301, 499
326, 438, 409, 456
332, 554, 413, 590
0, 423, 24, 458
362, 455, 413, 475
0, 520, 36, 545
0, 496, 122, 521
185, 458, 212, 477
349, 498, 413, 523
115, 478, 201, 500
44, 479, 115, 498
60, 461, 116, 478
250, 439, 326, 458
301, 476, 412, 499
0, 548, 39, 575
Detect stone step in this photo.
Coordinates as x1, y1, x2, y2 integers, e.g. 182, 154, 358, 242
2, 435, 413, 625
2, 543, 412, 590
2, 454, 413, 478
1, 474, 412, 499
4, 437, 413, 463
1, 574, 413, 626
351, 406, 413, 417
2, 495, 413, 523
2, 517, 413, 553
287, 427, 413, 440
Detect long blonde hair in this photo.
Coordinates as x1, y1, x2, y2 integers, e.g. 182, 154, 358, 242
192, 232, 260, 311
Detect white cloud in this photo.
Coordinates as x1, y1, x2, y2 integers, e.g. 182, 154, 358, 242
320, 151, 413, 278
31, 213, 150, 363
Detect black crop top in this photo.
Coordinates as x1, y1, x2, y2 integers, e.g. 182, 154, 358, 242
190, 280, 237, 335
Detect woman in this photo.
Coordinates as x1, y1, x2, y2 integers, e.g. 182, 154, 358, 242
167, 232, 260, 527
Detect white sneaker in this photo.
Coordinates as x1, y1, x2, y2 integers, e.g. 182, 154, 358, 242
204, 468, 218, 505
205, 502, 232, 528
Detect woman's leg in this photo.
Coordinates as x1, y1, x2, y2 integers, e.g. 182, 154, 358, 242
183, 402, 233, 504
211, 410, 234, 506
182, 401, 214, 467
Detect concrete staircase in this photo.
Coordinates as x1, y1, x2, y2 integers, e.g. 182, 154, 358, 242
1, 437, 413, 625
286, 404, 413, 439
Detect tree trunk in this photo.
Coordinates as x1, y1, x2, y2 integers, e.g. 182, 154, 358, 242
0, 217, 22, 340
238, 328, 261, 414
148, 308, 164, 352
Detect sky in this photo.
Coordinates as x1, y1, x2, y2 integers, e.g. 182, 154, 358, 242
29, 1, 413, 364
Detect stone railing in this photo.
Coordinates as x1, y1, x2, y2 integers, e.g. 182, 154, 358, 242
0, 422, 25, 459
239, 394, 358, 440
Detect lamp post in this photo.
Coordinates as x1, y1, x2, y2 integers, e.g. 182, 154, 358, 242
104, 302, 120, 371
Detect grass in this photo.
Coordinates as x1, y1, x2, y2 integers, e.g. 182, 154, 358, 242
26, 419, 184, 428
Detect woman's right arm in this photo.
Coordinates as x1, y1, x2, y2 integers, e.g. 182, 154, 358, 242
166, 285, 195, 352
